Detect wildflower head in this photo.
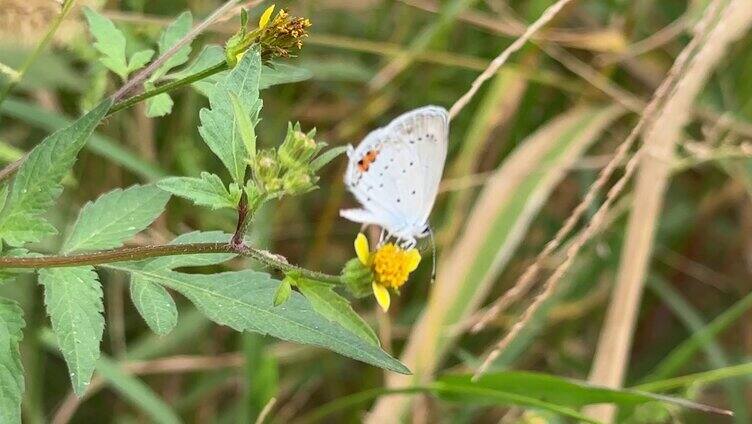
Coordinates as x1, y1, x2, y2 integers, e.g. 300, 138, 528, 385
344, 233, 421, 312
226, 5, 312, 66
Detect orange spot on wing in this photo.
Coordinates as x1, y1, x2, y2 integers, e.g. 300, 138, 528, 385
357, 149, 380, 172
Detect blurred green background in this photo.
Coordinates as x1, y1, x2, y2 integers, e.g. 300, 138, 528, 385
1, 0, 752, 422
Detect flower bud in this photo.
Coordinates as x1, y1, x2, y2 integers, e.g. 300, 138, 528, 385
282, 170, 315, 195
341, 258, 374, 298
279, 122, 318, 169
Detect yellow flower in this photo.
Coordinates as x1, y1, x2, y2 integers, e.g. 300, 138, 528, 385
353, 233, 421, 312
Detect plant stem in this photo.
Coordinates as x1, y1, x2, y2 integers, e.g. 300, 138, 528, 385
110, 0, 240, 101
0, 242, 343, 285
0, 0, 77, 108
108, 62, 229, 116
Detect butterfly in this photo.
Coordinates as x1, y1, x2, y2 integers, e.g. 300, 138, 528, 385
340, 106, 449, 249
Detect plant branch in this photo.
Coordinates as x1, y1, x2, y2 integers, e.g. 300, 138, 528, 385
108, 62, 228, 115
0, 242, 343, 284
110, 0, 240, 101
0, 0, 77, 108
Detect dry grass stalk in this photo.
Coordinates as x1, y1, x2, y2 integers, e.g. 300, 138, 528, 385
586, 0, 752, 421
472, 0, 728, 377
447, 0, 575, 120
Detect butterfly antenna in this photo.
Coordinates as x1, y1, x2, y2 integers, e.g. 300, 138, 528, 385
428, 226, 437, 284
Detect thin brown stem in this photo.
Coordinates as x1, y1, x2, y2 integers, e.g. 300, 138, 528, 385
0, 242, 343, 284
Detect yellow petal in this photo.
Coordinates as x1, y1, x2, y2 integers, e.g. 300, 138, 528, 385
372, 282, 391, 312
259, 5, 275, 29
405, 249, 421, 272
354, 233, 370, 265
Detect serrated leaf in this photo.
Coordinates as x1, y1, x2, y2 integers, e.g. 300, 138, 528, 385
259, 62, 312, 89
39, 266, 104, 397
198, 50, 262, 183
143, 231, 235, 271
0, 100, 112, 246
83, 7, 129, 79
127, 49, 154, 73
296, 279, 379, 347
152, 11, 193, 80
310, 145, 348, 171
129, 268, 409, 374
157, 172, 239, 210
62, 184, 170, 254
0, 298, 24, 424
145, 93, 174, 117
130, 275, 178, 335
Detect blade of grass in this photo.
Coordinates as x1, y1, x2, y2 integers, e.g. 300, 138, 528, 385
366, 105, 624, 422
586, 1, 752, 421
647, 276, 748, 422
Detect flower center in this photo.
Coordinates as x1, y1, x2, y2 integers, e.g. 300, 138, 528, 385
371, 244, 413, 288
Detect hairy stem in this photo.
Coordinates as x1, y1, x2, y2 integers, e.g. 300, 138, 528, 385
108, 62, 229, 116
0, 242, 343, 284
110, 0, 239, 101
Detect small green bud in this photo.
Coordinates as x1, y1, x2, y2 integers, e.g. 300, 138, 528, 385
279, 122, 318, 169
341, 258, 374, 298
274, 277, 294, 306
253, 149, 280, 190
282, 170, 315, 195
244, 181, 265, 211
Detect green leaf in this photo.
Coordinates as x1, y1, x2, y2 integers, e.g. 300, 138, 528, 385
228, 92, 257, 161
145, 92, 174, 118
310, 145, 348, 171
273, 278, 292, 306
143, 231, 235, 270
259, 62, 312, 89
296, 279, 379, 347
157, 172, 240, 210
127, 49, 154, 73
39, 266, 104, 397
0, 100, 112, 246
437, 372, 730, 417
152, 11, 193, 80
130, 275, 178, 336
62, 184, 170, 254
130, 268, 409, 374
198, 50, 262, 183
0, 298, 24, 424
83, 7, 129, 79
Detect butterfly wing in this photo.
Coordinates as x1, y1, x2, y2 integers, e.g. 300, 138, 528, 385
341, 106, 449, 239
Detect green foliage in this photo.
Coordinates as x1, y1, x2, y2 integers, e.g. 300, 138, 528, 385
157, 173, 241, 210
0, 100, 112, 246
199, 50, 262, 185
0, 298, 24, 423
62, 184, 170, 253
145, 11, 194, 117
130, 276, 178, 336
438, 372, 725, 414
111, 265, 409, 374
39, 266, 104, 397
82, 7, 153, 80
296, 278, 379, 347
273, 277, 293, 306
